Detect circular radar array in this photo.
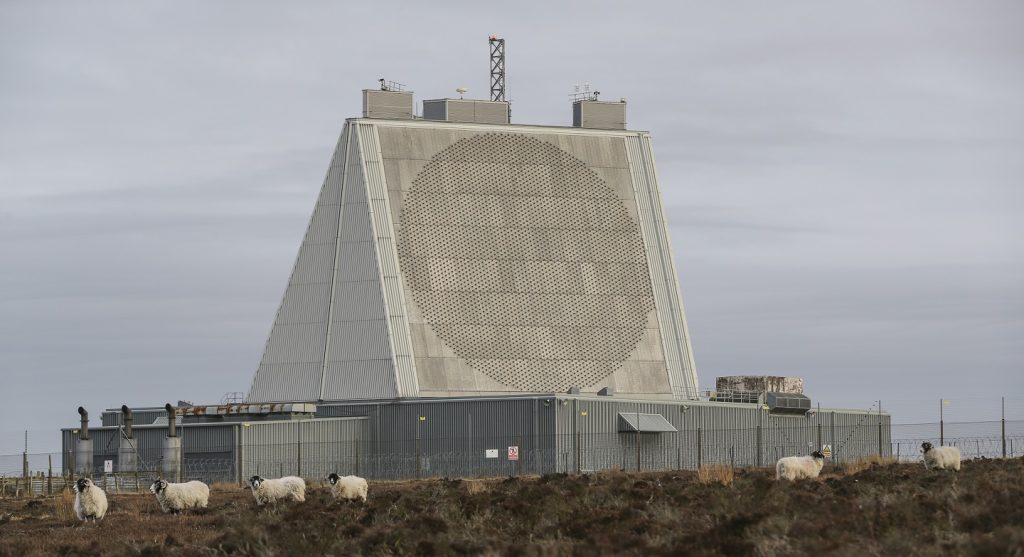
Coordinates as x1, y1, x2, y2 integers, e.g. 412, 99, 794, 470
397, 133, 655, 392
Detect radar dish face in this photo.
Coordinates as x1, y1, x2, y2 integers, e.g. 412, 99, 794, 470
396, 133, 655, 392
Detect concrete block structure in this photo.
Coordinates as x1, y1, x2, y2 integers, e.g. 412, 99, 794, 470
248, 100, 699, 403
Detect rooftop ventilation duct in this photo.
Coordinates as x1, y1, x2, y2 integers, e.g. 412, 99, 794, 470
120, 405, 133, 439
760, 392, 812, 415
77, 406, 89, 440
164, 403, 177, 438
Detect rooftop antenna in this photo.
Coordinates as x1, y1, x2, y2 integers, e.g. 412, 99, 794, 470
456, 86, 468, 99
570, 82, 600, 103
488, 34, 506, 102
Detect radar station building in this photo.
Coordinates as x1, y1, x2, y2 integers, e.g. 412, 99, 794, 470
63, 48, 890, 482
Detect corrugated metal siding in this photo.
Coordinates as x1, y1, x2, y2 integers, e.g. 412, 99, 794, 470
65, 398, 890, 482
248, 126, 350, 403
624, 135, 700, 399
316, 398, 557, 479
552, 397, 890, 472
356, 123, 419, 398
320, 125, 397, 400
180, 424, 238, 482
240, 418, 366, 480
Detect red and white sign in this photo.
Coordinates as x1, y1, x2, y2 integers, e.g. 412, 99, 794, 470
508, 446, 519, 461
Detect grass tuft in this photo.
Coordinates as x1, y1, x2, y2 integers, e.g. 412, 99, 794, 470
834, 455, 899, 476
697, 465, 735, 486
53, 488, 76, 522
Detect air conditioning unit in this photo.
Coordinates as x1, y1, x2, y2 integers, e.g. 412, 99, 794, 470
760, 392, 812, 415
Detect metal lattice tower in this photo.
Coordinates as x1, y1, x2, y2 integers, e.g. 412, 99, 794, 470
488, 35, 506, 102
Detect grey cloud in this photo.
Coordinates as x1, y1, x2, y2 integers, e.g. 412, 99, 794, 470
1, 0, 1021, 454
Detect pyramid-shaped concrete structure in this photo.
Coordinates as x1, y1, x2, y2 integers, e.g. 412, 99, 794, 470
248, 115, 699, 402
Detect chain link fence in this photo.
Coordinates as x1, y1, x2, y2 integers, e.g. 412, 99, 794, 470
5, 419, 1022, 496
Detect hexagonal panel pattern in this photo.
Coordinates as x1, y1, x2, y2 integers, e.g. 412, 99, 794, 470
397, 133, 655, 392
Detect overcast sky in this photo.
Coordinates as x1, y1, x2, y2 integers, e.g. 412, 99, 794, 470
1, 1, 1021, 456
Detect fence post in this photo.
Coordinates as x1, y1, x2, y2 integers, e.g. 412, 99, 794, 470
756, 425, 763, 467
48, 455, 53, 495
23, 453, 31, 497
635, 431, 641, 472
696, 428, 703, 469
878, 409, 883, 457
939, 398, 944, 446
1002, 397, 1006, 459
575, 430, 581, 474
817, 423, 822, 452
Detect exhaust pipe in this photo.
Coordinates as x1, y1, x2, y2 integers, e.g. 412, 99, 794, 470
77, 407, 89, 440
165, 403, 177, 438
121, 405, 133, 439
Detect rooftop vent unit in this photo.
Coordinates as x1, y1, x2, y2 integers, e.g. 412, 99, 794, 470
760, 392, 812, 415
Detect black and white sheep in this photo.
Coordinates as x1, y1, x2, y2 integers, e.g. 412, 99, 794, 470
325, 473, 368, 503
248, 475, 306, 505
921, 442, 961, 471
149, 478, 210, 514
73, 478, 108, 522
775, 451, 826, 481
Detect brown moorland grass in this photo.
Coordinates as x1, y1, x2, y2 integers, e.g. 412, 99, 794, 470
0, 457, 1022, 556
697, 464, 735, 486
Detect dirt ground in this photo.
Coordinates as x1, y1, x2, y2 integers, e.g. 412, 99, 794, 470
0, 458, 1021, 556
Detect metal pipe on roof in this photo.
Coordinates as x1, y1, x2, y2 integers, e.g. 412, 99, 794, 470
121, 405, 133, 439
77, 407, 89, 440
165, 403, 177, 438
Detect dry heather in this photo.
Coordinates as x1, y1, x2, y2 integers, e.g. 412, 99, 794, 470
0, 457, 1022, 556
697, 465, 735, 486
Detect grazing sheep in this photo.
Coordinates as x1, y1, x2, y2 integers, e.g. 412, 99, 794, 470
248, 475, 306, 505
921, 442, 961, 471
73, 478, 108, 522
325, 473, 368, 503
149, 478, 210, 514
776, 451, 826, 481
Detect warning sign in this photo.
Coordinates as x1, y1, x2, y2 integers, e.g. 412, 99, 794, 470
103, 460, 113, 473
508, 446, 519, 461
485, 449, 499, 459
822, 445, 833, 458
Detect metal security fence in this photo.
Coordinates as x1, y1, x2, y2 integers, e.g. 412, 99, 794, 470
13, 419, 1019, 496
891, 419, 1024, 462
